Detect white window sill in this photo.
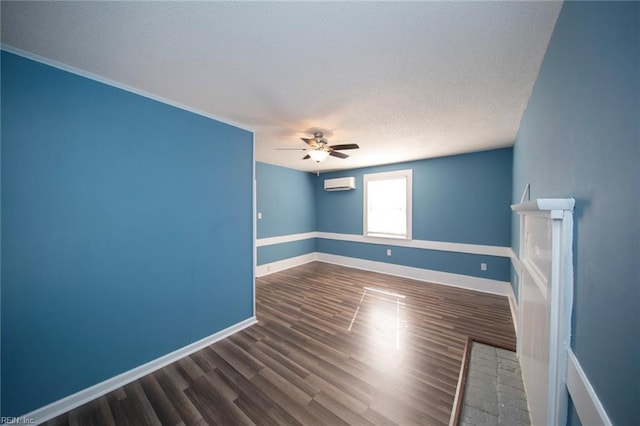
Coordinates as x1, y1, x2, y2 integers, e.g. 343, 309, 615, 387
365, 233, 411, 241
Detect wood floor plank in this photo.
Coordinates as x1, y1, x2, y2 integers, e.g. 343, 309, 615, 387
184, 373, 254, 426
257, 365, 314, 405
138, 375, 185, 426
104, 392, 131, 426
204, 349, 302, 425
43, 262, 516, 425
305, 372, 370, 415
305, 398, 351, 426
121, 381, 162, 426
312, 391, 375, 426
248, 373, 324, 425
152, 369, 204, 425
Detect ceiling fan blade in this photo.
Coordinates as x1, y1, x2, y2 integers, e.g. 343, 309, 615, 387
329, 151, 349, 159
302, 154, 311, 160
301, 138, 315, 145
329, 143, 359, 150
275, 148, 306, 150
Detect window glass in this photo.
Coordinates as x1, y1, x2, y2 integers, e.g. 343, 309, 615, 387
364, 170, 412, 239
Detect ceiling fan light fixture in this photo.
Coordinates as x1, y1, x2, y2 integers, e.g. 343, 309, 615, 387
309, 149, 329, 162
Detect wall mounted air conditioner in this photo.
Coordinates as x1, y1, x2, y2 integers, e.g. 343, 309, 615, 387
324, 177, 356, 191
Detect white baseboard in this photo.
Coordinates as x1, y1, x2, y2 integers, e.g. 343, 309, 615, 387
22, 316, 258, 425
566, 349, 612, 426
258, 252, 514, 300
315, 252, 513, 297
256, 252, 317, 277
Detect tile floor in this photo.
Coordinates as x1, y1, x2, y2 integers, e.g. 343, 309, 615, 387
459, 342, 531, 426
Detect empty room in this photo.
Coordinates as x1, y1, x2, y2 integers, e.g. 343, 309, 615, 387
1, 1, 638, 425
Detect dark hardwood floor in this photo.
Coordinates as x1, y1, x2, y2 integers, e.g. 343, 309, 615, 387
45, 261, 516, 425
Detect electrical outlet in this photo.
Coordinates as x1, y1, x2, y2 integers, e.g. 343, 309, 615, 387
257, 212, 262, 219
386, 249, 392, 256
481, 262, 487, 271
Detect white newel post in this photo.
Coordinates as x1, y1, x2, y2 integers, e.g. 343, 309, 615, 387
511, 198, 575, 426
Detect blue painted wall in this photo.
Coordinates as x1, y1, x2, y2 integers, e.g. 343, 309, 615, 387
256, 162, 316, 264
511, 2, 639, 425
1, 51, 254, 416
316, 239, 510, 282
256, 162, 316, 238
317, 149, 513, 245
258, 239, 316, 265
316, 149, 513, 281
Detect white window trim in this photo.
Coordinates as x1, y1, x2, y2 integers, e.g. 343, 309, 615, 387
363, 169, 413, 240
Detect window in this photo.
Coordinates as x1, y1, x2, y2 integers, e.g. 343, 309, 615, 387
363, 169, 412, 239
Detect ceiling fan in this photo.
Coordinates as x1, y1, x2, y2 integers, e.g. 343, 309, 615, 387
277, 132, 359, 162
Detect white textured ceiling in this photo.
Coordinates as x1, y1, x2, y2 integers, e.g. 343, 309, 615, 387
1, 1, 561, 173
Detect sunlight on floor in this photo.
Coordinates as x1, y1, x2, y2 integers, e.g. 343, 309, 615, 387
348, 286, 407, 357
